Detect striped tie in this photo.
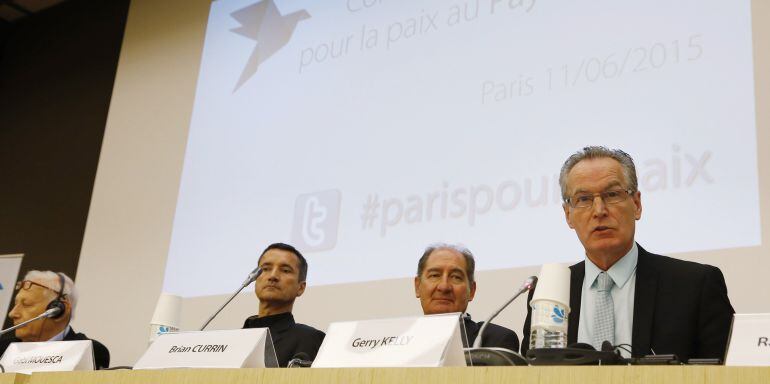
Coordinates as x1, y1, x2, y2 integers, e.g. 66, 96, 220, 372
592, 271, 615, 350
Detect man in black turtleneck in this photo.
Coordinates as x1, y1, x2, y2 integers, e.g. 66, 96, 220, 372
242, 243, 325, 367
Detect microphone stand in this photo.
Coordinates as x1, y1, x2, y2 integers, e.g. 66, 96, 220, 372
0, 308, 60, 336
199, 269, 262, 331
472, 277, 537, 348
464, 277, 536, 367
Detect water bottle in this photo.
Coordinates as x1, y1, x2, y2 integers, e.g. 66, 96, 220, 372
529, 299, 568, 349
529, 263, 571, 349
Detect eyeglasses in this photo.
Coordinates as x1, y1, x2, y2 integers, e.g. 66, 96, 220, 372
565, 188, 634, 208
15, 280, 58, 293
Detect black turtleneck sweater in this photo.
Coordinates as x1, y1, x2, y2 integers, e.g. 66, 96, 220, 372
242, 312, 325, 367
461, 314, 520, 352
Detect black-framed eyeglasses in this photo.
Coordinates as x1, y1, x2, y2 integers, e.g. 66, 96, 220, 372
565, 188, 634, 208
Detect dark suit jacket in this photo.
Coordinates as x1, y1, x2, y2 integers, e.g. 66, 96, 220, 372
462, 314, 520, 352
243, 312, 325, 367
521, 244, 734, 361
0, 327, 110, 369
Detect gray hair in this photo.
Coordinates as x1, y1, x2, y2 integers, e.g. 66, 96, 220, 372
558, 146, 638, 201
23, 270, 78, 320
416, 243, 476, 283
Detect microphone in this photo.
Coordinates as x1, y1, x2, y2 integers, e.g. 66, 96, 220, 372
472, 276, 537, 348
568, 342, 596, 350
601, 340, 617, 353
243, 266, 263, 287
287, 352, 313, 368
529, 340, 626, 365
0, 307, 62, 336
568, 341, 620, 353
199, 266, 263, 331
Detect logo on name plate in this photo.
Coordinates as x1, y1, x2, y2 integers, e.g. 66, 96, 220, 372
156, 325, 177, 337
291, 189, 342, 252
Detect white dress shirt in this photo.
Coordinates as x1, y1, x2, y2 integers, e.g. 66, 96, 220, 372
48, 325, 71, 341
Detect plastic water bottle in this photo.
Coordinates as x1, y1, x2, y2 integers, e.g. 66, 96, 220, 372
529, 263, 571, 349
529, 299, 569, 349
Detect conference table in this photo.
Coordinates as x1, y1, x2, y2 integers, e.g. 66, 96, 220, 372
1, 366, 769, 384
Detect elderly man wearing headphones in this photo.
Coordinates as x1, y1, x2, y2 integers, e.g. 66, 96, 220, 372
0, 270, 110, 369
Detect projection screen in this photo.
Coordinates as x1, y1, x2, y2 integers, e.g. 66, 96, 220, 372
162, 0, 758, 297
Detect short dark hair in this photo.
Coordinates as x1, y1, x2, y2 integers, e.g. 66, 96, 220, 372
416, 243, 475, 283
258, 243, 308, 282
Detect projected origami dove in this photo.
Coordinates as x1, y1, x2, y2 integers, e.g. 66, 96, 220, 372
231, 0, 310, 91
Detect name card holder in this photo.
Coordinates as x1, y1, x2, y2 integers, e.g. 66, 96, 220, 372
312, 313, 466, 367
133, 328, 278, 369
725, 313, 770, 366
0, 340, 94, 374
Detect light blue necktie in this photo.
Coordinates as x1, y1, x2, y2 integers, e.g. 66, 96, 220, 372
592, 272, 615, 350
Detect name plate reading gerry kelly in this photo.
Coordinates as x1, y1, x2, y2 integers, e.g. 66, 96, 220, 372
312, 313, 466, 367
133, 328, 278, 369
725, 313, 770, 366
0, 340, 94, 374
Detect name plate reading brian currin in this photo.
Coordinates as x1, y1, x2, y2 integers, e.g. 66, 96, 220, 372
0, 340, 94, 374
133, 328, 278, 369
725, 313, 770, 366
312, 313, 466, 367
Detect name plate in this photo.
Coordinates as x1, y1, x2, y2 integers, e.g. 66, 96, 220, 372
725, 313, 770, 366
312, 313, 466, 367
133, 328, 278, 369
0, 340, 94, 374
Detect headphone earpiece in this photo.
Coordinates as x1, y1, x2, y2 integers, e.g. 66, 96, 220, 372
46, 300, 66, 318
46, 273, 66, 320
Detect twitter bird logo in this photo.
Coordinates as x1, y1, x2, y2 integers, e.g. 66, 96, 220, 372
231, 0, 310, 91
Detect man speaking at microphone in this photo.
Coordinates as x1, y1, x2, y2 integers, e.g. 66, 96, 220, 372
522, 146, 734, 361
242, 243, 324, 367
414, 243, 520, 351
0, 270, 110, 369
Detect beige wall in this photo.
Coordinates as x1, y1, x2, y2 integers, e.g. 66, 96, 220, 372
74, 0, 770, 366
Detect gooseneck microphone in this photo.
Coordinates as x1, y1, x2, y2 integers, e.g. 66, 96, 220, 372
199, 266, 262, 331
472, 276, 537, 348
0, 307, 63, 336
243, 266, 263, 288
